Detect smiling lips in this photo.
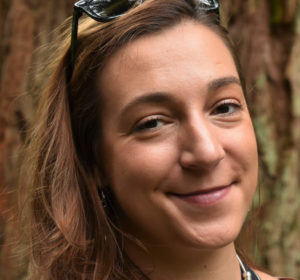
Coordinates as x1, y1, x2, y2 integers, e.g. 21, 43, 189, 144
168, 184, 233, 206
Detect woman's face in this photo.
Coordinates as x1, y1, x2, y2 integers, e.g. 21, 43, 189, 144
99, 20, 258, 250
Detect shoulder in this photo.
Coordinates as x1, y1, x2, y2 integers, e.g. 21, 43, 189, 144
254, 269, 296, 280
254, 270, 277, 280
277, 278, 297, 280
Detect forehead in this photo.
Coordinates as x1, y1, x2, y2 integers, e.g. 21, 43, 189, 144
98, 20, 238, 101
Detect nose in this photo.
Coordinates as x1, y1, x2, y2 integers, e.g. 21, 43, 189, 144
179, 114, 225, 170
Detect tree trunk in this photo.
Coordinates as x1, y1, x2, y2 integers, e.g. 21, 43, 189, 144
0, 0, 73, 279
0, 0, 299, 279
225, 0, 300, 277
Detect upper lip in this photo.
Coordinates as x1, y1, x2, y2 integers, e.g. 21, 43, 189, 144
167, 183, 233, 197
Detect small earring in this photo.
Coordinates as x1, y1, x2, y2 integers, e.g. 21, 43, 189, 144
99, 188, 108, 209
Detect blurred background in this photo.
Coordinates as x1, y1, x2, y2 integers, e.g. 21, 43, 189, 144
0, 0, 299, 279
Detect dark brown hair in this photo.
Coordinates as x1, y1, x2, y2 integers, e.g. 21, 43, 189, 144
20, 0, 247, 279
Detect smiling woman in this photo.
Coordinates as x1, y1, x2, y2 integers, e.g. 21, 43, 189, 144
19, 0, 294, 280
99, 20, 258, 257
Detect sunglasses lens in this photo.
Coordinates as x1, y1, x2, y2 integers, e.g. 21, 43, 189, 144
101, 0, 137, 18
76, 0, 219, 20
76, 0, 139, 21
197, 0, 218, 10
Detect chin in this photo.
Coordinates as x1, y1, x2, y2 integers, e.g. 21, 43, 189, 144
179, 218, 245, 251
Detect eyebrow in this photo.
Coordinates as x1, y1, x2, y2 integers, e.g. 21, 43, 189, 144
119, 92, 173, 118
207, 76, 241, 93
119, 75, 241, 117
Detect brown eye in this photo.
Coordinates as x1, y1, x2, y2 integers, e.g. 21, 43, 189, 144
134, 117, 165, 132
213, 101, 242, 116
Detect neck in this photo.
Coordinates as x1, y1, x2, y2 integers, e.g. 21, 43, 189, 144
125, 241, 241, 280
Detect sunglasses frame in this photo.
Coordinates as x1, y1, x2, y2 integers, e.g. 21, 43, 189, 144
69, 0, 220, 81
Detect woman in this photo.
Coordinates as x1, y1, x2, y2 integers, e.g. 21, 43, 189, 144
20, 0, 294, 279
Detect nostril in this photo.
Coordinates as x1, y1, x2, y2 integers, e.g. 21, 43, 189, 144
179, 144, 225, 170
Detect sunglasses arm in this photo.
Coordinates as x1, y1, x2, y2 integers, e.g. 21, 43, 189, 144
69, 7, 83, 81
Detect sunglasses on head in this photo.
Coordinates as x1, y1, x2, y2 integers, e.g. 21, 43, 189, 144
69, 0, 220, 80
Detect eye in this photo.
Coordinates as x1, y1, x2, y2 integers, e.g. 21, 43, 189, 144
212, 100, 242, 116
133, 116, 167, 132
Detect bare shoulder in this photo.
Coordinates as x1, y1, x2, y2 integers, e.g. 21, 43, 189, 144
254, 269, 278, 280
254, 269, 297, 280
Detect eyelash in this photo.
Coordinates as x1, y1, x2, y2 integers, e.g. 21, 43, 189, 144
132, 100, 242, 132
212, 100, 243, 116
133, 116, 167, 132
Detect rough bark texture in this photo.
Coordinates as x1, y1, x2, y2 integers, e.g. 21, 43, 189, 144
0, 1, 74, 279
0, 0, 299, 279
224, 0, 300, 277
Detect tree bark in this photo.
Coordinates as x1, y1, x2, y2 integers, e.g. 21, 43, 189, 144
226, 0, 300, 277
0, 0, 73, 279
0, 0, 299, 279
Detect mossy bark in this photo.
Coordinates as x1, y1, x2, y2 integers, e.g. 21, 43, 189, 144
226, 0, 300, 277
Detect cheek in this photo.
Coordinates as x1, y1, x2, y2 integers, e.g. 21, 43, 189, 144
103, 140, 179, 238
227, 119, 258, 195
105, 139, 179, 196
241, 122, 258, 178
